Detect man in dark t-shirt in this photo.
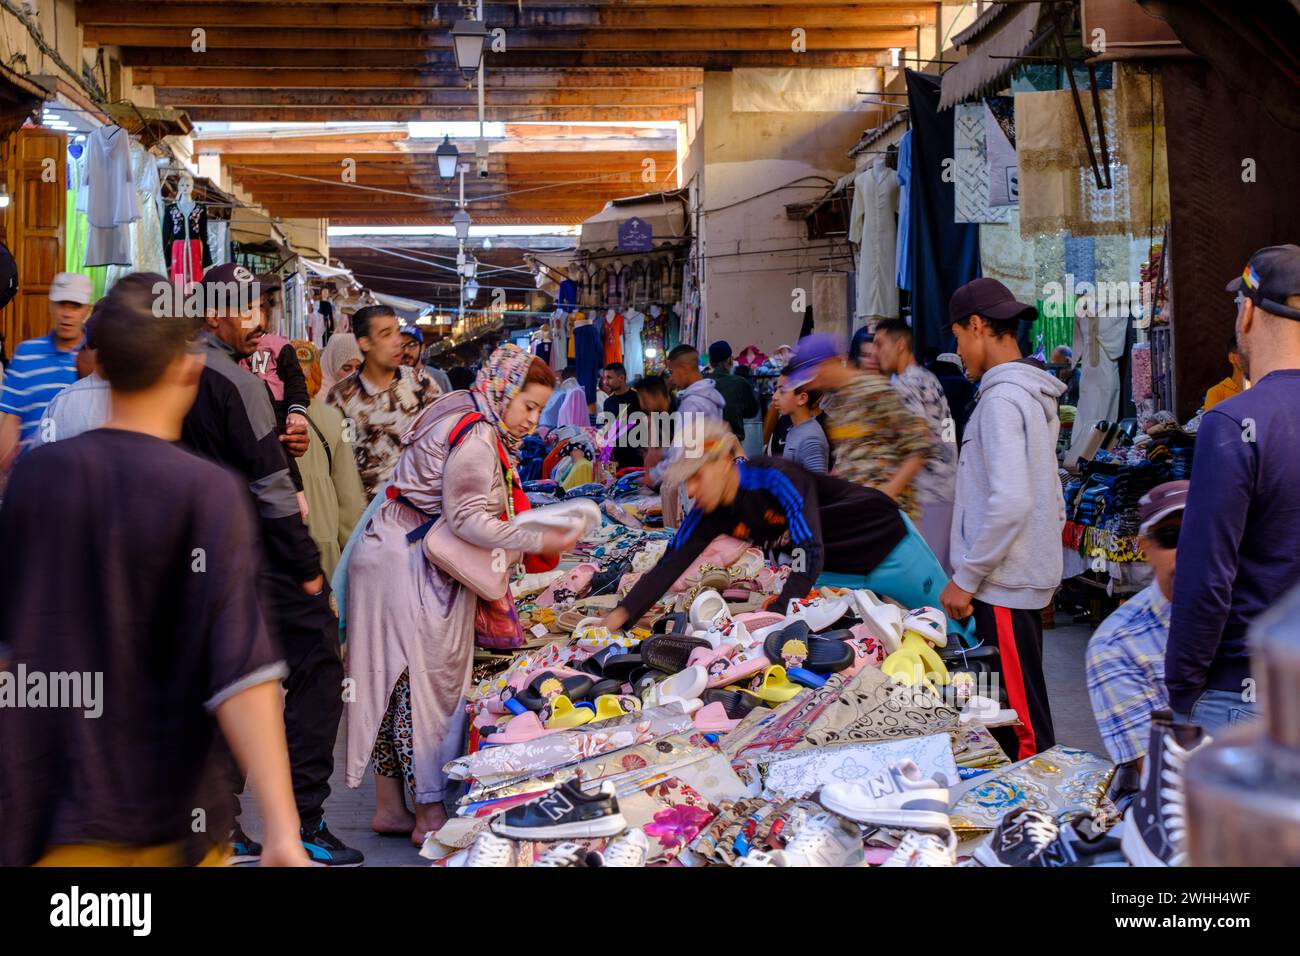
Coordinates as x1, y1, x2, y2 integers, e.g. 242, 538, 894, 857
601, 361, 644, 470
0, 273, 307, 867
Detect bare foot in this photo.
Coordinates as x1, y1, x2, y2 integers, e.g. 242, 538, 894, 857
411, 804, 449, 846
371, 810, 417, 835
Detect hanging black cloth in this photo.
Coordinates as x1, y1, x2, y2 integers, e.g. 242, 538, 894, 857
904, 69, 982, 361
162, 203, 213, 281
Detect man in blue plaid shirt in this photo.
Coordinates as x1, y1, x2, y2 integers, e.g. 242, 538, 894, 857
1085, 481, 1188, 766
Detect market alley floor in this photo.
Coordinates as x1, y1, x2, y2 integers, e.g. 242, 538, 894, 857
242, 620, 1105, 867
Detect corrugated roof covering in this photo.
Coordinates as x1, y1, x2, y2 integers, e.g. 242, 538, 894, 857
939, 2, 1052, 110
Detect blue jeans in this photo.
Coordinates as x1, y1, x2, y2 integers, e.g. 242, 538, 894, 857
817, 513, 977, 648
1179, 687, 1259, 732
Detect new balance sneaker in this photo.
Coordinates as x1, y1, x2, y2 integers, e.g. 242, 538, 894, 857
819, 759, 950, 829
532, 841, 604, 867
300, 820, 365, 867
600, 827, 649, 867
227, 825, 262, 865
975, 808, 1128, 867
460, 832, 518, 867
490, 780, 628, 840
758, 812, 865, 867
882, 828, 958, 867
733, 849, 785, 867
1122, 710, 1210, 867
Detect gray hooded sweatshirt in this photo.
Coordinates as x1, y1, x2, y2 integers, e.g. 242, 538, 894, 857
950, 360, 1067, 610
649, 377, 726, 484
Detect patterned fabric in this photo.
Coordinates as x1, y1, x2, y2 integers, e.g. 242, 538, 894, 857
760, 734, 958, 799
326, 363, 440, 498
473, 343, 538, 457
954, 103, 1012, 225
891, 363, 956, 505
371, 669, 415, 795
822, 372, 935, 519
948, 746, 1115, 832
1085, 583, 1170, 764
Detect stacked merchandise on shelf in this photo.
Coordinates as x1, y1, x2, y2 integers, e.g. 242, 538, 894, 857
419, 512, 1143, 869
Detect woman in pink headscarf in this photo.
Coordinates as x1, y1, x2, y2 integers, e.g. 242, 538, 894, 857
344, 344, 578, 843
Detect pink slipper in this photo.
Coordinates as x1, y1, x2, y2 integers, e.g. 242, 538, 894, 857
693, 701, 740, 733
689, 645, 772, 689
670, 535, 750, 593
736, 611, 785, 631
485, 711, 552, 745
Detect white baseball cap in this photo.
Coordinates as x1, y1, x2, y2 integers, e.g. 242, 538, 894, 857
49, 272, 93, 305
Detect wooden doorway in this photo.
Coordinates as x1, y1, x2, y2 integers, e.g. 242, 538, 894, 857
1, 127, 67, 356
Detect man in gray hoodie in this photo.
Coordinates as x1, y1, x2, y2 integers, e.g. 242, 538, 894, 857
941, 278, 1066, 760
652, 344, 726, 526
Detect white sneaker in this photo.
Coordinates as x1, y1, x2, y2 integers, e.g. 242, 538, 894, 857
851, 590, 905, 652
960, 695, 1019, 726
819, 759, 951, 829
785, 594, 850, 633
533, 841, 602, 867
733, 849, 785, 867
771, 812, 865, 867
461, 832, 518, 867
600, 828, 649, 867
882, 829, 958, 867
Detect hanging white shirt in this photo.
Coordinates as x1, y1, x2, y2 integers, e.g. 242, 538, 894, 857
848, 158, 899, 323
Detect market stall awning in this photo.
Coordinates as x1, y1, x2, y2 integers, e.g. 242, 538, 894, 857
300, 258, 354, 281
938, 2, 1053, 111
370, 291, 436, 320
0, 63, 47, 143
578, 190, 689, 252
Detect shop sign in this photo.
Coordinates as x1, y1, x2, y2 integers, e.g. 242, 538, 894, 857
618, 217, 653, 252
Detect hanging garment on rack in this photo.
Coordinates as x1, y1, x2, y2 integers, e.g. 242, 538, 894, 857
848, 157, 900, 322
81, 125, 141, 268
622, 308, 646, 378
128, 143, 166, 275
572, 320, 602, 406
207, 218, 230, 268
895, 130, 914, 293
1067, 311, 1129, 461
603, 310, 624, 365
163, 203, 212, 284
549, 310, 569, 371
556, 278, 577, 312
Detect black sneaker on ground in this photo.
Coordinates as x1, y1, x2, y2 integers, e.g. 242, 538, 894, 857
972, 808, 1061, 866
1122, 709, 1209, 867
490, 780, 628, 840
300, 819, 365, 867
228, 825, 262, 865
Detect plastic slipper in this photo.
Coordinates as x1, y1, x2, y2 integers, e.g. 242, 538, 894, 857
852, 590, 905, 653
693, 701, 740, 733
517, 672, 595, 712
486, 711, 552, 745
547, 695, 595, 729
902, 606, 948, 648
645, 664, 708, 708
701, 687, 764, 720
901, 633, 950, 685
593, 694, 641, 722
784, 594, 850, 632
600, 653, 644, 683
786, 667, 827, 688
881, 651, 942, 696
762, 628, 855, 675
690, 646, 771, 689
747, 665, 802, 704
640, 633, 713, 673
688, 588, 732, 632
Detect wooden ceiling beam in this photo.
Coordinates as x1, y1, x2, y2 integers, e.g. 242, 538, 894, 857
211, 150, 676, 166
79, 2, 932, 31
156, 88, 697, 108
133, 67, 704, 90
121, 47, 889, 69
96, 27, 914, 52
184, 107, 689, 122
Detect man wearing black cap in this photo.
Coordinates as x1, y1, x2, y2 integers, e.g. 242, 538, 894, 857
941, 277, 1065, 761
183, 262, 362, 865
706, 340, 759, 441
1167, 244, 1300, 731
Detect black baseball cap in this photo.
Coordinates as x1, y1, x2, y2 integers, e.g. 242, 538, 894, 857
200, 263, 260, 316
1226, 244, 1300, 321
949, 277, 1037, 326
708, 340, 733, 365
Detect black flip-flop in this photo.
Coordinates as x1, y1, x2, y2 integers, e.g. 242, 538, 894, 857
640, 633, 712, 674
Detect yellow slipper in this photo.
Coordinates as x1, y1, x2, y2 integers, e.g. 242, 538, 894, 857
901, 634, 951, 685
546, 695, 594, 729
882, 650, 940, 693
593, 694, 640, 722
748, 665, 802, 704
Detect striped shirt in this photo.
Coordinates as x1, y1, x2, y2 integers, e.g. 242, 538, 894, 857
1085, 583, 1171, 764
0, 334, 82, 455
